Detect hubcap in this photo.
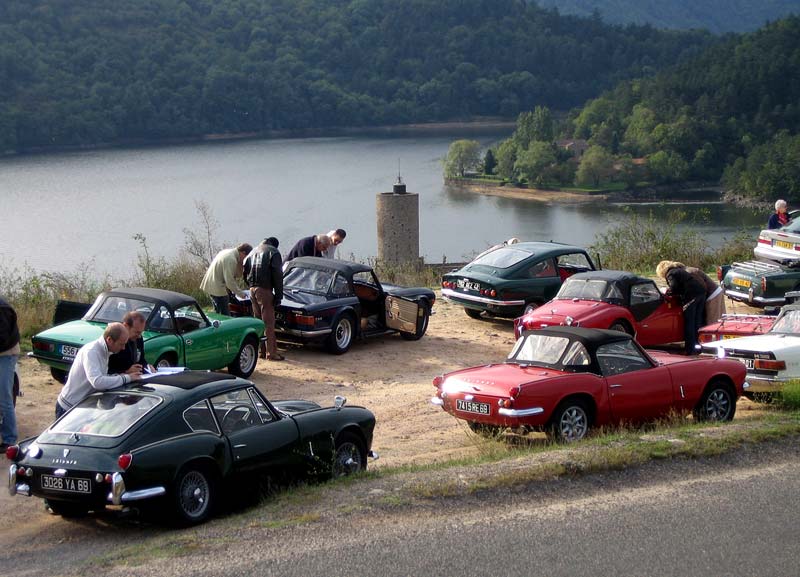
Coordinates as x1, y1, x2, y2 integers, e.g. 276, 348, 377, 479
157, 358, 172, 368
333, 442, 362, 477
559, 406, 588, 441
179, 471, 209, 518
336, 319, 352, 348
705, 389, 730, 420
240, 343, 256, 373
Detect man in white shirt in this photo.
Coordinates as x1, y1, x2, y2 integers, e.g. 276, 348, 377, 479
200, 243, 252, 316
55, 323, 141, 419
322, 229, 346, 259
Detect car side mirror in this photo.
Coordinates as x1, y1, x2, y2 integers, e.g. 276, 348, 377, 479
334, 395, 347, 409
212, 320, 221, 328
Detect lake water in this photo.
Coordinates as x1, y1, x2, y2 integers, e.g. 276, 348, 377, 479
0, 131, 767, 278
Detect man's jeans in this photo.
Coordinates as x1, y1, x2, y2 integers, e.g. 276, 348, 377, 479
0, 355, 18, 445
210, 294, 230, 316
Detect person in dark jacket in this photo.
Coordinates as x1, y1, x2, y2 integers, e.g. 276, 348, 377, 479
244, 237, 285, 361
0, 296, 19, 449
285, 234, 331, 263
768, 199, 790, 229
108, 311, 153, 375
657, 262, 707, 355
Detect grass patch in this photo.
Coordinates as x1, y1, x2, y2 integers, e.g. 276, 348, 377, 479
778, 379, 800, 410
89, 535, 214, 568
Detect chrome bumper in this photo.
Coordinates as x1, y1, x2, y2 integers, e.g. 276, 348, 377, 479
498, 406, 545, 417
743, 376, 790, 393
108, 472, 165, 505
277, 327, 332, 338
723, 288, 785, 305
441, 288, 525, 307
8, 465, 30, 497
430, 397, 444, 406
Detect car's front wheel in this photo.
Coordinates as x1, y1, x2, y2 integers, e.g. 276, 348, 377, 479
547, 399, 592, 442
401, 302, 430, 341
609, 320, 632, 335
171, 466, 216, 525
326, 313, 355, 354
693, 381, 736, 422
154, 354, 176, 369
332, 432, 367, 477
228, 335, 258, 377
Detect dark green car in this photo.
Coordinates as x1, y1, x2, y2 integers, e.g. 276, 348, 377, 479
30, 288, 265, 381
7, 371, 376, 524
720, 260, 800, 307
441, 241, 597, 319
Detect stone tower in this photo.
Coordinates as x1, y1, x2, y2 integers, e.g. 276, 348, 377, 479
376, 176, 419, 265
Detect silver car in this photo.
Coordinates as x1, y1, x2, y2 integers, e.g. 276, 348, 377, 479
753, 211, 800, 262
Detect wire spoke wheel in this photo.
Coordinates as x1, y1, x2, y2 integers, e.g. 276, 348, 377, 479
177, 470, 211, 521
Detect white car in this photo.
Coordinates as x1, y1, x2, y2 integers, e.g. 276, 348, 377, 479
703, 304, 800, 399
753, 211, 800, 262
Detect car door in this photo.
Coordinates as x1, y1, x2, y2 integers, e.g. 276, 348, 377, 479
210, 388, 301, 473
174, 303, 224, 369
507, 257, 562, 303
629, 281, 682, 345
598, 340, 675, 422
385, 296, 421, 333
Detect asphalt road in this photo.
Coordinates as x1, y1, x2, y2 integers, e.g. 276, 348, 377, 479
3, 439, 798, 576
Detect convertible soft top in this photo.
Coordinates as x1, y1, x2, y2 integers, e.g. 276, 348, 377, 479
520, 325, 632, 349
285, 256, 373, 275
562, 270, 651, 299
101, 287, 198, 309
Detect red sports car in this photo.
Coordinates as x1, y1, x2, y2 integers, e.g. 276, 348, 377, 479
513, 270, 684, 346
431, 326, 747, 441
697, 313, 777, 344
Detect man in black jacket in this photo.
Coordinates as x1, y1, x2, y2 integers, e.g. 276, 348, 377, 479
244, 237, 285, 361
0, 296, 20, 449
109, 311, 153, 375
285, 233, 331, 263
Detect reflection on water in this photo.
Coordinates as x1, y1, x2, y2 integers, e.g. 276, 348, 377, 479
1, 132, 768, 275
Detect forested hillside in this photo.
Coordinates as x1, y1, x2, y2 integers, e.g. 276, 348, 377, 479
0, 0, 715, 153
535, 0, 800, 33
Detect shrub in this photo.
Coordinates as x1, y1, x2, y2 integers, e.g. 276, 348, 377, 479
778, 380, 800, 411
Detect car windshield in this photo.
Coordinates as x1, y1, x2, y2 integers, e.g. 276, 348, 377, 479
472, 247, 530, 269
284, 267, 335, 293
88, 295, 154, 323
556, 278, 624, 302
52, 392, 161, 437
771, 309, 800, 334
508, 333, 571, 365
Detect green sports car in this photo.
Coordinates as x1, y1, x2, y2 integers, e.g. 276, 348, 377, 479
30, 288, 265, 381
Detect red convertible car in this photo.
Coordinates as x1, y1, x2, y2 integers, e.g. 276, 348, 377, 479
431, 326, 747, 441
513, 270, 684, 346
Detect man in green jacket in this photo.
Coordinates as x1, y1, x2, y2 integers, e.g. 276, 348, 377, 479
200, 243, 252, 316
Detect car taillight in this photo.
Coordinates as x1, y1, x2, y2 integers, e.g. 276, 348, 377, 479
32, 341, 54, 352
757, 236, 771, 245
292, 313, 315, 326
498, 398, 513, 408
118, 453, 133, 471
5, 445, 19, 460
754, 359, 786, 371
432, 376, 443, 387
509, 386, 521, 399
698, 333, 713, 343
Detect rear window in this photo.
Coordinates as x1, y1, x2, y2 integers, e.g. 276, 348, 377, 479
88, 295, 154, 323
284, 267, 334, 293
52, 393, 162, 437
473, 247, 530, 269
508, 333, 571, 365
557, 278, 623, 302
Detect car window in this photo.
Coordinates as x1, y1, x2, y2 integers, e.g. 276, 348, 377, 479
596, 340, 651, 376
247, 388, 275, 423
183, 400, 220, 434
472, 246, 530, 269
771, 309, 800, 334
562, 341, 591, 366
52, 393, 161, 437
557, 253, 592, 268
331, 273, 353, 296
527, 259, 557, 278
557, 278, 608, 300
89, 296, 153, 323
148, 305, 174, 331
284, 267, 334, 293
509, 333, 570, 364
352, 270, 379, 288
210, 389, 262, 435
782, 219, 800, 233
174, 303, 209, 334
631, 282, 661, 305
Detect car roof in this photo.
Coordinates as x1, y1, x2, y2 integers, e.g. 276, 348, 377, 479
105, 287, 197, 308
566, 270, 652, 293
502, 241, 587, 256
521, 325, 632, 348
286, 256, 373, 275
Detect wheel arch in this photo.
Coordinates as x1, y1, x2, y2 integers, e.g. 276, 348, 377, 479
548, 392, 598, 426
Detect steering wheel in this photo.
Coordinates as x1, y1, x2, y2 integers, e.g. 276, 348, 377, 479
220, 404, 254, 433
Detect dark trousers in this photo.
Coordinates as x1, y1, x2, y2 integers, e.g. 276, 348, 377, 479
683, 297, 705, 355
210, 294, 230, 316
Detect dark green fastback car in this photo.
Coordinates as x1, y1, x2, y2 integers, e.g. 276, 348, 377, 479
30, 288, 265, 381
720, 260, 800, 307
441, 241, 597, 319
7, 371, 376, 524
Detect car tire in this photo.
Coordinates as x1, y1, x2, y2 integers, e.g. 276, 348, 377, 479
154, 354, 176, 369
171, 465, 216, 525
332, 432, 367, 477
50, 368, 68, 384
464, 307, 483, 320
547, 399, 592, 442
228, 335, 258, 378
401, 302, 430, 341
693, 380, 736, 422
609, 321, 631, 335
467, 421, 504, 437
45, 499, 90, 518
326, 313, 355, 355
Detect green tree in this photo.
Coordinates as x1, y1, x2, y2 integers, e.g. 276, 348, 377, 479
495, 139, 518, 181
514, 106, 554, 149
483, 148, 497, 175
622, 104, 658, 156
514, 141, 557, 186
647, 150, 690, 183
575, 145, 615, 187
443, 139, 481, 178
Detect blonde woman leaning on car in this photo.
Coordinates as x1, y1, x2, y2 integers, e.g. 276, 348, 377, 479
656, 261, 726, 325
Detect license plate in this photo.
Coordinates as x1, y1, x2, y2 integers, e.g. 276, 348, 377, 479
456, 399, 491, 415
738, 358, 754, 369
731, 278, 751, 288
722, 334, 739, 339
60, 345, 80, 359
41, 475, 91, 494
456, 278, 481, 292
775, 240, 794, 249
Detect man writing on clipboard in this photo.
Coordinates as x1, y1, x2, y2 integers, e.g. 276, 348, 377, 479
108, 311, 156, 376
